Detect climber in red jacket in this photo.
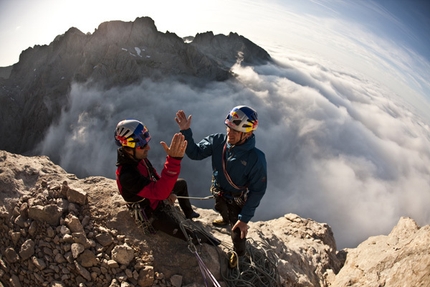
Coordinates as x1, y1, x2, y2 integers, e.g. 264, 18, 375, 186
114, 119, 219, 246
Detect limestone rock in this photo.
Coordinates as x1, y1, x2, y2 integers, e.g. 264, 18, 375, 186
4, 247, 19, 263
170, 274, 183, 287
329, 217, 430, 287
0, 150, 429, 286
65, 187, 87, 205
19, 239, 35, 260
111, 244, 135, 265
95, 231, 114, 246
71, 243, 85, 259
138, 266, 155, 287
64, 213, 84, 233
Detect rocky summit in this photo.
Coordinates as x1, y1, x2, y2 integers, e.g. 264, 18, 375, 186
0, 16, 271, 155
1, 150, 429, 287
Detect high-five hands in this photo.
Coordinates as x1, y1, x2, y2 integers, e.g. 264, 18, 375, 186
175, 110, 192, 131
160, 133, 188, 158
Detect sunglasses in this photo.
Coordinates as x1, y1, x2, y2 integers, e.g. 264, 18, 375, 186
136, 143, 148, 150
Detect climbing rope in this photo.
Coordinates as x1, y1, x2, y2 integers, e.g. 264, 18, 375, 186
176, 195, 214, 200
188, 243, 222, 287
164, 202, 222, 287
155, 201, 281, 287
223, 237, 281, 287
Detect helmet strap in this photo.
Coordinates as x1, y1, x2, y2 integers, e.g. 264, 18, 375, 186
123, 147, 138, 160
237, 132, 251, 145
238, 133, 246, 145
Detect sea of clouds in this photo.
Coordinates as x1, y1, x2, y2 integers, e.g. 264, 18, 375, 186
36, 55, 430, 249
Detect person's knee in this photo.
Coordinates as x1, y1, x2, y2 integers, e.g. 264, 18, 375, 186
173, 179, 188, 196
176, 178, 187, 189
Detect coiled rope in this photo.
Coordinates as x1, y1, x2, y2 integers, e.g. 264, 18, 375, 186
223, 237, 281, 287
164, 202, 281, 287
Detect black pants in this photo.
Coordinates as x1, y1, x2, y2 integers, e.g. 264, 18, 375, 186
148, 178, 192, 240
172, 178, 194, 219
150, 201, 189, 241
146, 179, 219, 245
215, 195, 246, 256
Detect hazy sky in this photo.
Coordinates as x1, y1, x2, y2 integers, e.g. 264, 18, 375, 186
2, 0, 430, 249
1, 0, 429, 116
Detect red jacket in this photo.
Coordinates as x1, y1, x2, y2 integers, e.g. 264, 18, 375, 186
116, 148, 181, 210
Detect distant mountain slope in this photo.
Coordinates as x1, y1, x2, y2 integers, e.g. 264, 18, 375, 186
0, 65, 12, 79
0, 16, 271, 154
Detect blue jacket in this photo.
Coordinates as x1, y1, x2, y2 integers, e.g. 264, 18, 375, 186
181, 128, 267, 223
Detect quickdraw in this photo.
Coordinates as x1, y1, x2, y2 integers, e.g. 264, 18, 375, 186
127, 202, 156, 234
211, 185, 248, 207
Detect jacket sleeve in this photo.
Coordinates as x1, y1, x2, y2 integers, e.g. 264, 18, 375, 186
180, 128, 214, 160
238, 150, 267, 223
119, 156, 181, 201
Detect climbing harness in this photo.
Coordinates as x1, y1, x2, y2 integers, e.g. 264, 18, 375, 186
126, 200, 156, 234
210, 185, 247, 207
221, 143, 249, 207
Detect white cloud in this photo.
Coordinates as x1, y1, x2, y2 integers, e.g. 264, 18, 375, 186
13, 0, 428, 249
36, 56, 430, 248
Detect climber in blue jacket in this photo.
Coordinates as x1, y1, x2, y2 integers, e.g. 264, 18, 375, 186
175, 105, 267, 268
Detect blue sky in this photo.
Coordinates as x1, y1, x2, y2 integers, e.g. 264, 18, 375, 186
2, 0, 430, 248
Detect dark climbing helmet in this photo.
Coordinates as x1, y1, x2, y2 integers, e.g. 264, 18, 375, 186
225, 105, 258, 133
114, 119, 151, 148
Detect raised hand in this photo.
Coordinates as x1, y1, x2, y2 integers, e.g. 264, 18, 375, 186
160, 133, 188, 158
175, 110, 192, 131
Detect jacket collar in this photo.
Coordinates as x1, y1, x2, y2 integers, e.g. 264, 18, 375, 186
226, 133, 255, 151
116, 147, 139, 166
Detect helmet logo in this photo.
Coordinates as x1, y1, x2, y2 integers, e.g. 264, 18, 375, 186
116, 135, 128, 146
115, 135, 137, 148
252, 119, 258, 130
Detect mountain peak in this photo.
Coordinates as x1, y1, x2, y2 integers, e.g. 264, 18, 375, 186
0, 16, 271, 154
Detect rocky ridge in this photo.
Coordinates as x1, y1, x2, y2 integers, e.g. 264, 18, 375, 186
1, 151, 429, 287
0, 16, 271, 155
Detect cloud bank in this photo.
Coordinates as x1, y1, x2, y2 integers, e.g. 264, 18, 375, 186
37, 57, 430, 249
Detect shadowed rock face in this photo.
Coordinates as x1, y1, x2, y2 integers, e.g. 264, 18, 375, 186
1, 150, 429, 287
0, 16, 271, 154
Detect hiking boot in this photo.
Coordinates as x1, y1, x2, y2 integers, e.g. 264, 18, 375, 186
212, 218, 229, 227
187, 211, 200, 219
228, 252, 238, 269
